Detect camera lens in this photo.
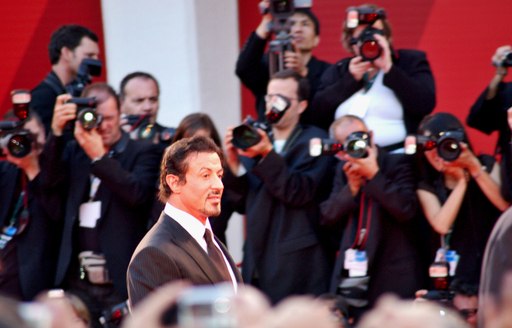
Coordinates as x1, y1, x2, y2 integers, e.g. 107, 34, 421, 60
6, 133, 32, 158
360, 39, 382, 61
437, 138, 461, 162
78, 108, 101, 130
345, 139, 368, 158
232, 124, 261, 150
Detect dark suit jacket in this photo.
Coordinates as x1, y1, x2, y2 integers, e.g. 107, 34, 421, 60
31, 71, 67, 135
127, 213, 242, 307
0, 163, 60, 300
321, 150, 423, 310
311, 49, 436, 132
223, 124, 336, 304
39, 132, 160, 298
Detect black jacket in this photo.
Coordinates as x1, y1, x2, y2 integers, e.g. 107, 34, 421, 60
311, 49, 436, 132
39, 132, 161, 298
31, 71, 67, 135
223, 124, 336, 304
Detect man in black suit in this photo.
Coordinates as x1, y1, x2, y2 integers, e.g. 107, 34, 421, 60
31, 24, 100, 135
223, 69, 335, 304
320, 115, 423, 322
39, 83, 160, 327
127, 136, 242, 308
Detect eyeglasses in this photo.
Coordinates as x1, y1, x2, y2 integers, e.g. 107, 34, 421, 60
264, 94, 298, 104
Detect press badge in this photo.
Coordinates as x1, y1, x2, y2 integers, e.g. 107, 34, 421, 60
345, 249, 368, 277
79, 201, 101, 228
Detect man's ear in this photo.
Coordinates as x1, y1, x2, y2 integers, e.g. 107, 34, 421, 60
61, 46, 73, 62
313, 35, 320, 48
166, 174, 181, 194
297, 99, 308, 115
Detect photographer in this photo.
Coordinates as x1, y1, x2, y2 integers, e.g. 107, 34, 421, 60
119, 72, 174, 151
320, 115, 423, 322
235, 0, 330, 124
0, 112, 60, 301
39, 83, 161, 327
311, 4, 435, 151
466, 45, 512, 200
413, 113, 508, 292
31, 25, 100, 135
223, 69, 335, 304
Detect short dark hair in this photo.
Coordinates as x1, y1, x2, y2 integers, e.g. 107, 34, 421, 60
82, 83, 120, 111
270, 69, 310, 101
119, 71, 160, 101
172, 113, 222, 148
159, 136, 224, 202
48, 25, 98, 65
295, 8, 320, 35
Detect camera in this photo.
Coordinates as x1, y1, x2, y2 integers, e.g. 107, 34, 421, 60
177, 283, 236, 328
404, 130, 464, 162
0, 90, 33, 158
496, 51, 512, 68
232, 116, 271, 150
267, 0, 312, 75
99, 301, 129, 328
66, 97, 102, 130
309, 131, 371, 158
67, 58, 102, 97
122, 114, 176, 144
346, 6, 386, 62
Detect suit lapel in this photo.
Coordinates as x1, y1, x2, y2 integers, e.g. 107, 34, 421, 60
161, 214, 229, 283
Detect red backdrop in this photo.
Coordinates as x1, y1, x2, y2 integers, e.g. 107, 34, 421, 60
0, 0, 105, 117
237, 0, 512, 154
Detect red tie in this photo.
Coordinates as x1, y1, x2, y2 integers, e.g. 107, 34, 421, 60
204, 229, 232, 282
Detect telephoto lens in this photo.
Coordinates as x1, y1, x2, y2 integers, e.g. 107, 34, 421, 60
0, 131, 33, 158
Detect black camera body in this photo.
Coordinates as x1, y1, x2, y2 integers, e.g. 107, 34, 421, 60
267, 0, 312, 75
355, 27, 384, 61
405, 130, 464, 162
66, 97, 102, 130
500, 51, 512, 67
346, 6, 386, 62
309, 131, 371, 158
122, 114, 176, 145
0, 90, 33, 158
232, 116, 271, 150
67, 58, 102, 97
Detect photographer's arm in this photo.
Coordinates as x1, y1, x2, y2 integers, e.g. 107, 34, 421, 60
417, 178, 467, 235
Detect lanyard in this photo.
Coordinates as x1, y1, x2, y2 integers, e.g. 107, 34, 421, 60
350, 192, 373, 250
89, 175, 101, 201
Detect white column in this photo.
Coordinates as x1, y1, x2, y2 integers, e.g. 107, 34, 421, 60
100, 0, 244, 262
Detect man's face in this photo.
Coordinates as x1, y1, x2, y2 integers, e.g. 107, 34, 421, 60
289, 12, 319, 52
120, 77, 160, 123
68, 37, 100, 75
95, 96, 122, 148
266, 78, 304, 130
23, 118, 46, 153
170, 152, 224, 221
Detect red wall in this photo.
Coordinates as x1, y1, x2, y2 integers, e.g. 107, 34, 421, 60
237, 0, 512, 154
0, 0, 105, 117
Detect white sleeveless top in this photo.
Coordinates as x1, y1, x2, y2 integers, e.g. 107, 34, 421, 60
335, 70, 406, 150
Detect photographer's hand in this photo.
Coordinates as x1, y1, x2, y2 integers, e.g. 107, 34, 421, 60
343, 161, 363, 196
487, 45, 511, 99
348, 56, 371, 81
74, 122, 106, 160
255, 0, 272, 39
51, 94, 75, 136
344, 144, 379, 180
224, 126, 242, 175
284, 42, 308, 77
238, 128, 273, 159
372, 33, 393, 73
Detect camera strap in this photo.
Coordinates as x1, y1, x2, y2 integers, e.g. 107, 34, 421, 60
0, 176, 29, 249
350, 192, 373, 250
